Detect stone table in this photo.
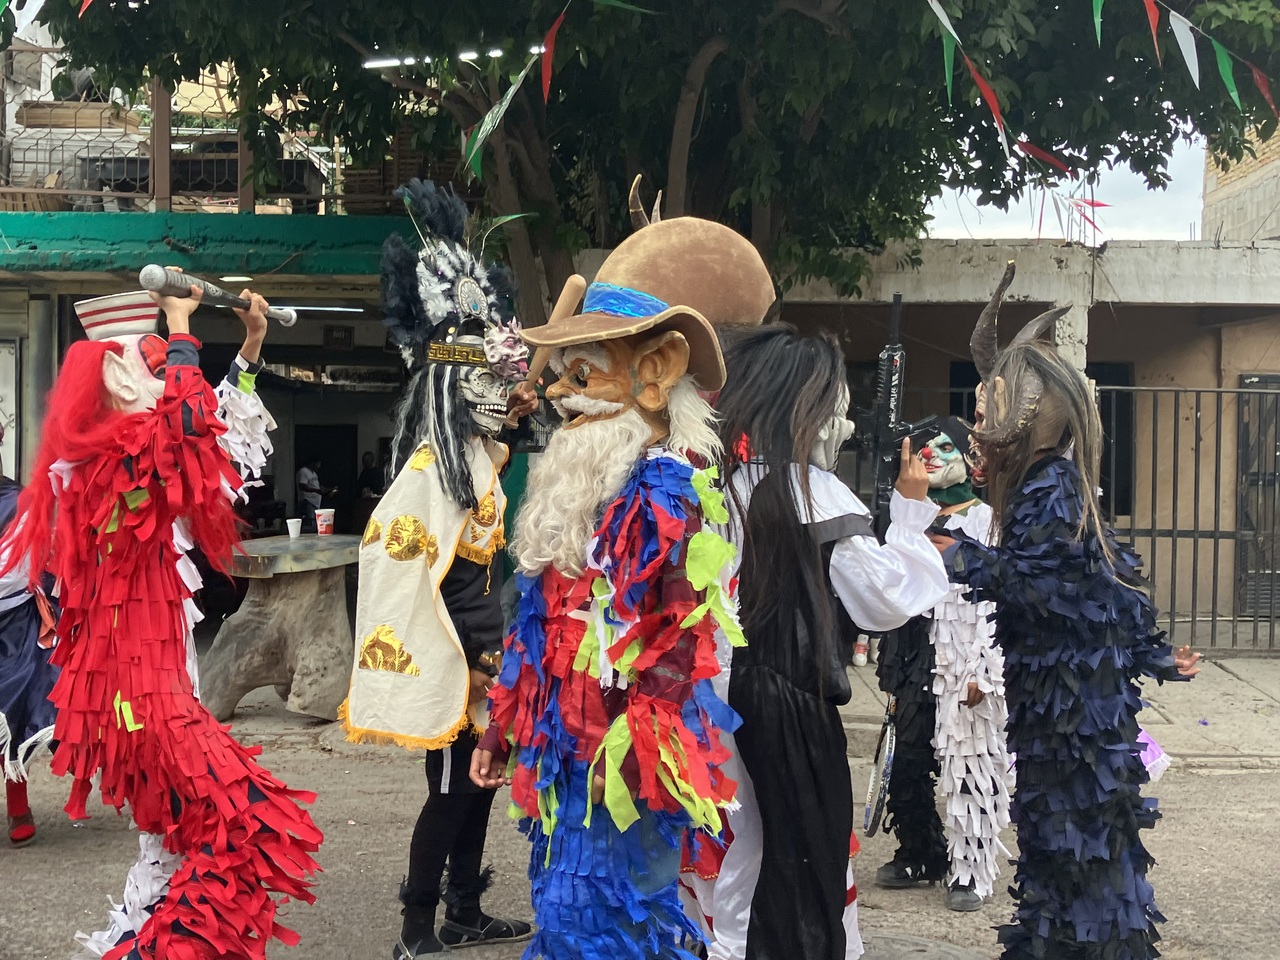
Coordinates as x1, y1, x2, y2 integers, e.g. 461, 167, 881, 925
200, 534, 361, 722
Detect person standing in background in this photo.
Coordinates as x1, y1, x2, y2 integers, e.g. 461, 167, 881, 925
358, 451, 386, 498
0, 424, 59, 848
296, 457, 334, 531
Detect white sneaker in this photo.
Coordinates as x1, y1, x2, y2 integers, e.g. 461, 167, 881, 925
853, 638, 869, 667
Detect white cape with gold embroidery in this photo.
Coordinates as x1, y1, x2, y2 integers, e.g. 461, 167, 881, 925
343, 437, 508, 749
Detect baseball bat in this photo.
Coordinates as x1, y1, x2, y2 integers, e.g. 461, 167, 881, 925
503, 274, 588, 428
139, 265, 298, 327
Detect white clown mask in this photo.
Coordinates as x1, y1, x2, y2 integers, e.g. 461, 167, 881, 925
920, 431, 968, 490
72, 291, 168, 414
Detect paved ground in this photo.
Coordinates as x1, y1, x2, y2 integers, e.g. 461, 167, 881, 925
1, 654, 1277, 960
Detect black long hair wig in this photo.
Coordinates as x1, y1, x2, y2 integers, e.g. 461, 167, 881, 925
717, 324, 850, 682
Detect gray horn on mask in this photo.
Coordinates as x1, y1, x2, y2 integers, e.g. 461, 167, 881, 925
628, 175, 663, 231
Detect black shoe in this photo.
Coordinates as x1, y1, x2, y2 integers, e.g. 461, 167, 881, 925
947, 879, 983, 912
394, 901, 444, 957
875, 859, 935, 888
439, 913, 534, 950
392, 935, 444, 958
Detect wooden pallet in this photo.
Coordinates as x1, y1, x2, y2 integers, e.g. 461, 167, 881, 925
15, 100, 143, 134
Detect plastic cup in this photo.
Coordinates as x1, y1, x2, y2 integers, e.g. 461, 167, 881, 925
286, 518, 302, 538
316, 508, 335, 536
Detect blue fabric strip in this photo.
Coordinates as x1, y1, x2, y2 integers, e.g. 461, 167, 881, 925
582, 282, 669, 319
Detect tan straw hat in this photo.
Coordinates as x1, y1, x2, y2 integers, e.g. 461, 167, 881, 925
522, 216, 775, 391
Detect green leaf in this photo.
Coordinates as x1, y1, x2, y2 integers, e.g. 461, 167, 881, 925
477, 212, 534, 254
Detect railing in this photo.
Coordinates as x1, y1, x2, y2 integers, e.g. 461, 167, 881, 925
1, 46, 457, 214
834, 383, 1280, 654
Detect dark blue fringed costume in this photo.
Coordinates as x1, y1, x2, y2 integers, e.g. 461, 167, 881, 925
948, 456, 1183, 960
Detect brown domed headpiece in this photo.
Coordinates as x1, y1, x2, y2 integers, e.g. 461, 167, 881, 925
522, 215, 776, 391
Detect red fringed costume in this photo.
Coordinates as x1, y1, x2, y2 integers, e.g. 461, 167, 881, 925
3, 332, 321, 960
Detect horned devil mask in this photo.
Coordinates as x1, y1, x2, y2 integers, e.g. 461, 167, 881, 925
970, 262, 1072, 456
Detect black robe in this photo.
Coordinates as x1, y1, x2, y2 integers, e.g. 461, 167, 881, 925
728, 503, 868, 960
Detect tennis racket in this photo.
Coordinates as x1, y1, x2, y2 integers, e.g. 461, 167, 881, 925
863, 694, 897, 836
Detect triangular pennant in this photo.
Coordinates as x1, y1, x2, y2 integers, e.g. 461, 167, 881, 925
462, 125, 483, 180
924, 0, 963, 45
465, 54, 539, 171
942, 30, 957, 105
963, 54, 1009, 156
1, 0, 11, 16
1051, 192, 1067, 238
1212, 39, 1243, 111
1142, 0, 1162, 65
1249, 63, 1280, 120
1093, 0, 1105, 46
1168, 12, 1200, 89
1016, 139, 1074, 176
588, 0, 655, 11
78, 0, 94, 14
542, 10, 567, 103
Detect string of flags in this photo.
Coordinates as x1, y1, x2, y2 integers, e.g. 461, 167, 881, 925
925, 0, 1280, 241
926, 0, 1280, 172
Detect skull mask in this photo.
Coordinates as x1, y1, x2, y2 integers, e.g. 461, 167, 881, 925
457, 336, 514, 437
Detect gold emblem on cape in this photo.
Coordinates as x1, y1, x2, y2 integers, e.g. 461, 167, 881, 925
358, 625, 421, 676
408, 446, 437, 471
384, 515, 428, 561
361, 516, 383, 548
426, 534, 440, 566
473, 493, 498, 528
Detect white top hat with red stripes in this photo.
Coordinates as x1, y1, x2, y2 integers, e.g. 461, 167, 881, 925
73, 291, 159, 341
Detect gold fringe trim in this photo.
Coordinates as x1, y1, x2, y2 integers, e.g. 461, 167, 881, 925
337, 697, 476, 753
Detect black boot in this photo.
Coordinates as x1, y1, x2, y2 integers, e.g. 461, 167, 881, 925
394, 879, 443, 958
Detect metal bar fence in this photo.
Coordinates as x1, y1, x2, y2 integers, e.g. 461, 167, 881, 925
835, 384, 1280, 654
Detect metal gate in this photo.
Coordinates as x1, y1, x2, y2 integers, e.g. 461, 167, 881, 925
837, 383, 1280, 653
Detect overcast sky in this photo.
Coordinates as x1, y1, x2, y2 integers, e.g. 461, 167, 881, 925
926, 139, 1206, 242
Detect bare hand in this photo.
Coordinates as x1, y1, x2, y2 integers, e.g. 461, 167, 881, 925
927, 531, 956, 553
895, 437, 929, 501
591, 773, 606, 805
1174, 644, 1202, 677
963, 681, 985, 708
232, 289, 269, 364
507, 383, 539, 420
146, 266, 202, 335
470, 748, 510, 789
468, 668, 495, 707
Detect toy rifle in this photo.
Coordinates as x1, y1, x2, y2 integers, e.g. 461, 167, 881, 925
855, 293, 939, 540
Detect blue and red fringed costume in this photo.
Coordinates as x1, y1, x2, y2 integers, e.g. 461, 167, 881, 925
484, 452, 741, 960
947, 456, 1184, 960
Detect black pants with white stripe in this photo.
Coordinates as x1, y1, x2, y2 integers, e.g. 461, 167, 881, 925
403, 729, 496, 922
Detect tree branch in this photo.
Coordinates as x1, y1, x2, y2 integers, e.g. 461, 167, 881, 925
667, 36, 730, 217
769, 0, 849, 36
327, 22, 443, 101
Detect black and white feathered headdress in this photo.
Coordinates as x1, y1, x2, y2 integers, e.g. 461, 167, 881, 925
381, 180, 527, 508
381, 179, 525, 379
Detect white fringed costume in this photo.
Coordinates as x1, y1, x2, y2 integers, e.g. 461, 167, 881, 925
930, 502, 1014, 898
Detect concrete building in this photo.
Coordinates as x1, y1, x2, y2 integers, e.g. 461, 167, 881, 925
1202, 131, 1280, 243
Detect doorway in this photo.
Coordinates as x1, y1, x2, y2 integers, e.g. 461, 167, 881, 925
295, 424, 359, 534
